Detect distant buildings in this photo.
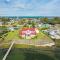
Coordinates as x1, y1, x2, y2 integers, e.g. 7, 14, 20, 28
49, 30, 60, 39
0, 21, 3, 26
38, 23, 50, 29
43, 28, 60, 39
0, 19, 3, 26
7, 27, 14, 31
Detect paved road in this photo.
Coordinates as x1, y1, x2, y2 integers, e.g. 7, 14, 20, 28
15, 39, 55, 46
0, 39, 55, 47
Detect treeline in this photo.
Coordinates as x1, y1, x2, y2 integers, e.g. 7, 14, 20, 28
0, 17, 60, 24
0, 17, 10, 25
40, 17, 60, 24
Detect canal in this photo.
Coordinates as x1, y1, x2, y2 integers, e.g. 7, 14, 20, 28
0, 47, 60, 60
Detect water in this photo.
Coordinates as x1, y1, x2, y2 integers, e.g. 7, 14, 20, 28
0, 16, 54, 19
0, 48, 58, 60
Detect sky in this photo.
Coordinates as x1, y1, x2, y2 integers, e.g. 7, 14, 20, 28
0, 0, 60, 16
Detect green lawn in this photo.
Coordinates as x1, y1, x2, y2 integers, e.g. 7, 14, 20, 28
0, 28, 54, 48
4, 30, 20, 42
32, 31, 53, 42
55, 39, 60, 47
3, 29, 53, 43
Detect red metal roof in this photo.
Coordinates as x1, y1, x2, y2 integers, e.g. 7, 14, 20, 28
28, 18, 32, 20
19, 28, 36, 35
21, 28, 35, 31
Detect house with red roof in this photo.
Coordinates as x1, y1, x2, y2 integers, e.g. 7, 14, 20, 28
19, 28, 39, 39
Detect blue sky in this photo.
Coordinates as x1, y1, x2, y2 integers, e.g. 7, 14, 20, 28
0, 0, 60, 16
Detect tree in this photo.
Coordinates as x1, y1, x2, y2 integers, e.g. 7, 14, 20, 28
1, 17, 10, 25
53, 17, 60, 24
32, 22, 36, 28
40, 17, 48, 23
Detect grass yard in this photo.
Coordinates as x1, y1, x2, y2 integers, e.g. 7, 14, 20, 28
3, 29, 53, 44
4, 30, 20, 42
0, 27, 54, 48
31, 31, 53, 42
55, 39, 60, 47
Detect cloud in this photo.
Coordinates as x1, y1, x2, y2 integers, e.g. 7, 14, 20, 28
0, 0, 60, 16
6, 0, 10, 2
13, 3, 30, 9
35, 0, 60, 16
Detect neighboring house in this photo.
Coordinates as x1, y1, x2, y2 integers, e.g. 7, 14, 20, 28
10, 19, 15, 23
19, 28, 39, 39
42, 28, 60, 39
8, 27, 14, 31
49, 30, 60, 39
0, 21, 3, 26
38, 24, 50, 29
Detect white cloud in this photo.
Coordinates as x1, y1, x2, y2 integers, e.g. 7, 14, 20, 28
35, 0, 60, 16
14, 4, 25, 9
5, 0, 11, 3
0, 0, 60, 16
11, 2, 33, 10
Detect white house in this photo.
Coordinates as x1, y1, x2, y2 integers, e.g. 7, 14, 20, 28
49, 30, 60, 39
0, 21, 3, 26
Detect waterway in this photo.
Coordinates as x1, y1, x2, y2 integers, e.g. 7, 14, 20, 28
0, 47, 60, 60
